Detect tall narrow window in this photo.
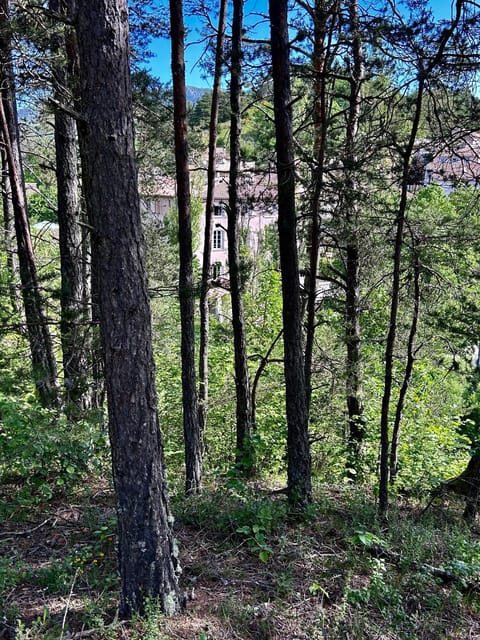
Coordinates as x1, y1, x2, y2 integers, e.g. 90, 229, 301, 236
213, 228, 224, 249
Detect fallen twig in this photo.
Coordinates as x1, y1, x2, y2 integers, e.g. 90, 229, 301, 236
0, 518, 51, 538
60, 568, 80, 640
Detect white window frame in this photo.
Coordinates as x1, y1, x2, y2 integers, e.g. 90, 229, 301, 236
213, 229, 224, 250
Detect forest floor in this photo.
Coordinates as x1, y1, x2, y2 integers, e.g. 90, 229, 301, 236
1, 478, 480, 640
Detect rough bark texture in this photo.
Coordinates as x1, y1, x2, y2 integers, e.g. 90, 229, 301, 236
303, 0, 329, 413
75, 0, 180, 617
228, 0, 253, 472
0, 134, 20, 314
198, 0, 227, 443
50, 0, 90, 415
0, 0, 59, 408
67, 17, 103, 411
269, 0, 312, 506
343, 0, 365, 480
170, 0, 202, 495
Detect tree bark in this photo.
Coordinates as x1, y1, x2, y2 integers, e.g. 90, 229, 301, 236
269, 0, 312, 506
198, 0, 227, 448
50, 0, 90, 415
342, 0, 366, 480
65, 16, 103, 411
228, 0, 254, 473
303, 0, 329, 413
170, 0, 202, 495
303, 0, 342, 414
0, 133, 20, 315
0, 0, 59, 409
75, 0, 180, 617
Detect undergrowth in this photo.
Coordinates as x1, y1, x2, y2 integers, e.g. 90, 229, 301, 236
1, 479, 480, 639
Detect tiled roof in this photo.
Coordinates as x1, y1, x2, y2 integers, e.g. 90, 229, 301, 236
425, 132, 480, 184
139, 174, 177, 198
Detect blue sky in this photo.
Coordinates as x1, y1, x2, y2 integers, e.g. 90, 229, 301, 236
143, 0, 462, 88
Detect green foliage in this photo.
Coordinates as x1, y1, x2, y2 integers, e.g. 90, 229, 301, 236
69, 519, 117, 586
132, 70, 176, 174
145, 196, 202, 291
27, 188, 57, 224
345, 557, 403, 614
0, 554, 27, 594
0, 395, 108, 510
29, 559, 77, 595
349, 530, 387, 549
173, 485, 287, 538
241, 99, 276, 164
131, 597, 170, 640
14, 609, 57, 640
236, 523, 273, 562
189, 90, 230, 128
440, 536, 480, 587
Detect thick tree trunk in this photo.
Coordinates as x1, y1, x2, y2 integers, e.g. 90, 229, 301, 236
170, 0, 202, 495
75, 0, 180, 617
50, 0, 90, 415
269, 0, 312, 506
198, 0, 227, 445
228, 0, 253, 473
0, 0, 59, 408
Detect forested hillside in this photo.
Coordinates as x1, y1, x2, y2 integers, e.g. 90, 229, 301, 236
2, 0, 480, 638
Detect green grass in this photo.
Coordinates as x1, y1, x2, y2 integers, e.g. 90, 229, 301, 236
1, 479, 480, 639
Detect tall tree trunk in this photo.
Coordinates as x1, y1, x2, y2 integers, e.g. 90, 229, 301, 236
198, 0, 227, 446
378, 3, 463, 516
228, 0, 253, 473
50, 0, 90, 415
304, 0, 339, 412
0, 0, 59, 408
378, 81, 423, 517
269, 0, 312, 506
389, 245, 420, 485
75, 0, 180, 617
170, 0, 202, 495
0, 134, 20, 314
65, 17, 103, 411
344, 0, 365, 479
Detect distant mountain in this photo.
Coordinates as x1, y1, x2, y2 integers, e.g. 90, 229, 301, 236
187, 86, 210, 104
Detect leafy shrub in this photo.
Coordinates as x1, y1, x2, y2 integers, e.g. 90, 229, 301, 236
0, 394, 108, 508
